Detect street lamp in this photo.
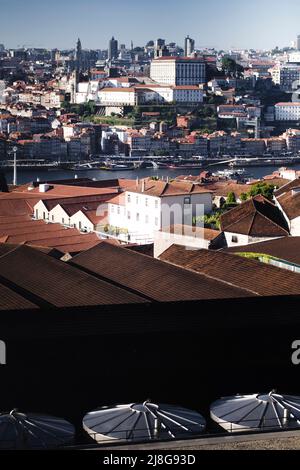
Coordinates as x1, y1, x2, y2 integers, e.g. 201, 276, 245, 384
9, 146, 18, 186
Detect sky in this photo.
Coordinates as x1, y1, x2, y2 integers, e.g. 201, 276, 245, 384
1, 0, 300, 51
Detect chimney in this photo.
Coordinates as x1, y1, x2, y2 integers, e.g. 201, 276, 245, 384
39, 183, 50, 193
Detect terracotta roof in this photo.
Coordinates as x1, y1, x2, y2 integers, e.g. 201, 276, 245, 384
40, 193, 116, 213
0, 245, 146, 308
108, 193, 126, 206
161, 225, 221, 241
0, 282, 38, 311
276, 190, 300, 220
160, 245, 300, 297
206, 181, 252, 198
19, 184, 119, 198
225, 237, 300, 266
82, 209, 108, 225
275, 178, 300, 197
0, 243, 64, 260
220, 196, 289, 237
70, 243, 254, 302
129, 179, 212, 197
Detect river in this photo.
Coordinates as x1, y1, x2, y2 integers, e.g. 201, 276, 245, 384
4, 164, 300, 185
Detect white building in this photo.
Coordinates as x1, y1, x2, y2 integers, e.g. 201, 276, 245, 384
150, 57, 206, 86
275, 102, 300, 121
108, 179, 213, 245
154, 225, 222, 258
98, 88, 137, 106
75, 81, 102, 104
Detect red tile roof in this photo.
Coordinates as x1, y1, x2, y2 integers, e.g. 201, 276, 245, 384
160, 245, 300, 297
221, 196, 289, 237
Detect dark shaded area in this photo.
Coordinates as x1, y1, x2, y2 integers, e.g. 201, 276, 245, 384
0, 296, 299, 444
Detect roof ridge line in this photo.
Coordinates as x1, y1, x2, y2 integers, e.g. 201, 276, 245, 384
161, 257, 260, 297
247, 212, 257, 236
221, 211, 254, 232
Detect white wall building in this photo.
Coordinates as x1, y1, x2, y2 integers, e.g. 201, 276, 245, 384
108, 179, 212, 245
275, 103, 300, 121
98, 88, 137, 106
150, 57, 206, 86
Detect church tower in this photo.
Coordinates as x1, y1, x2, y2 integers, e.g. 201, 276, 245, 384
76, 38, 83, 72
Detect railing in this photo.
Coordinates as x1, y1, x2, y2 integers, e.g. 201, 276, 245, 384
63, 415, 300, 449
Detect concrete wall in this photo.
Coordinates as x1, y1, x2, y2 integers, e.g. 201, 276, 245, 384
154, 230, 211, 258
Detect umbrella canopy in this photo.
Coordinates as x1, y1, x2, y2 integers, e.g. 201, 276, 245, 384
210, 391, 300, 433
0, 410, 75, 449
83, 401, 206, 443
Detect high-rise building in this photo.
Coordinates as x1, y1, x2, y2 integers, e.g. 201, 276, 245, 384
108, 37, 118, 61
297, 35, 300, 51
184, 36, 195, 57
0, 44, 5, 53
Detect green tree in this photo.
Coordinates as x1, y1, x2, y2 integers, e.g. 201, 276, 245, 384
226, 192, 237, 205
248, 182, 275, 200
240, 193, 248, 202
221, 58, 244, 78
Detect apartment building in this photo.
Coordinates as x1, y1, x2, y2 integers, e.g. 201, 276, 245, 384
150, 57, 206, 86
275, 102, 300, 121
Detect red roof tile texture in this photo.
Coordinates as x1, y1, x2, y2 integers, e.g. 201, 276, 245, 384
220, 196, 289, 237
70, 242, 254, 301
160, 245, 300, 297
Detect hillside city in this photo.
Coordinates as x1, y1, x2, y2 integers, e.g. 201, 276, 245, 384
2, 25, 300, 453
2, 35, 300, 160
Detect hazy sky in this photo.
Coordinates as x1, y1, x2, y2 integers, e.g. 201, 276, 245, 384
0, 0, 300, 50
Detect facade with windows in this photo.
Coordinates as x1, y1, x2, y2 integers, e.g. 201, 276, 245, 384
108, 184, 212, 245
150, 57, 206, 86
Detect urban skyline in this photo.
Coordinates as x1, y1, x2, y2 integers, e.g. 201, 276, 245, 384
1, 0, 300, 50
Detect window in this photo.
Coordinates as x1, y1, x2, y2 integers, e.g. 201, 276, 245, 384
155, 200, 159, 209
127, 194, 131, 203
184, 196, 191, 205
155, 217, 159, 227
145, 198, 148, 207
52, 215, 54, 222
79, 221, 82, 230
127, 211, 131, 220
117, 206, 120, 215
111, 206, 115, 213
62, 218, 65, 225
136, 196, 139, 205
232, 236, 238, 244
145, 215, 149, 224
43, 212, 46, 220
136, 213, 140, 222
35, 209, 39, 219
